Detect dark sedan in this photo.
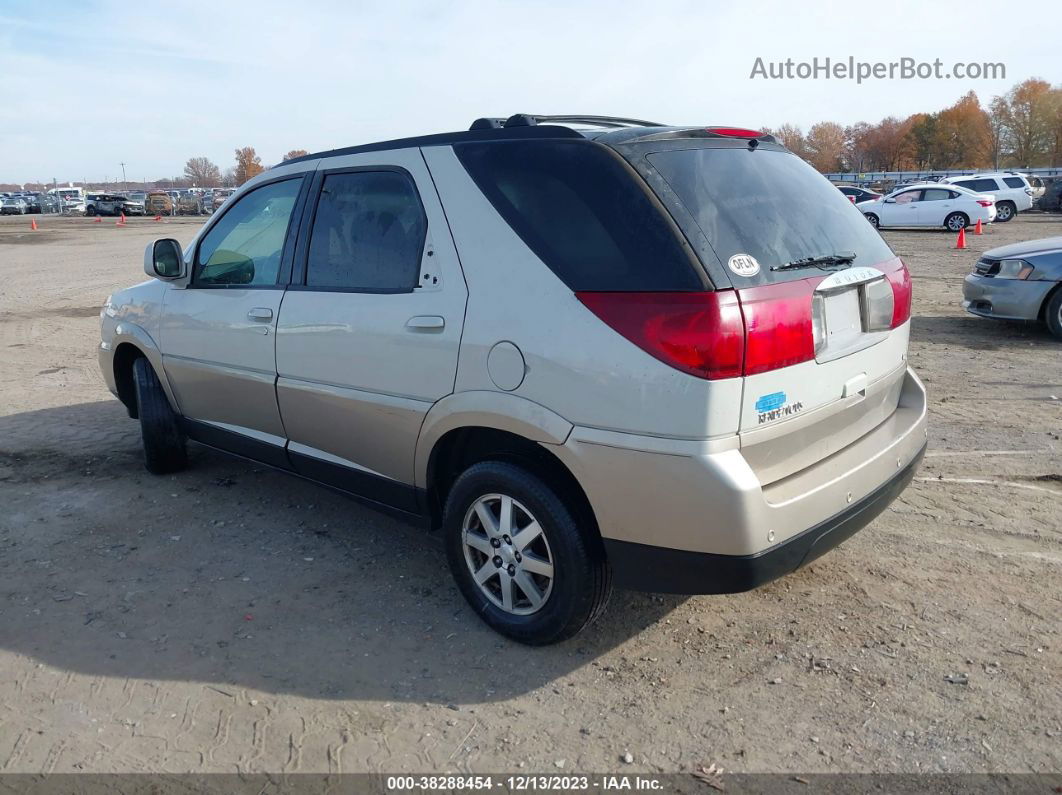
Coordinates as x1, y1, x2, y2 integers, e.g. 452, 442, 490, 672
963, 237, 1062, 338
837, 185, 882, 204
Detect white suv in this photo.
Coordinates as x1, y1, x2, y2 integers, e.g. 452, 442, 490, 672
99, 115, 928, 644
940, 173, 1035, 221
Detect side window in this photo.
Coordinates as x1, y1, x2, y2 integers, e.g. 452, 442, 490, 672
964, 178, 998, 192
953, 180, 977, 191
305, 171, 427, 292
1003, 177, 1025, 189
455, 140, 701, 291
195, 178, 302, 287
922, 189, 951, 201
894, 190, 920, 204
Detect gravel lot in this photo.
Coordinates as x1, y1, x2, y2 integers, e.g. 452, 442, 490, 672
0, 212, 1059, 776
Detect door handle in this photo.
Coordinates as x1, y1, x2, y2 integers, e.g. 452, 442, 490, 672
406, 315, 445, 331
247, 307, 273, 321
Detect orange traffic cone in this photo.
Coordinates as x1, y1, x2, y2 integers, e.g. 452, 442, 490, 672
955, 227, 967, 249
116, 213, 126, 226
30, 218, 38, 230
94, 215, 102, 223
154, 214, 162, 222
974, 219, 983, 235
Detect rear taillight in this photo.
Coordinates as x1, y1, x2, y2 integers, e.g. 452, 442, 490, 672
575, 292, 745, 380
883, 260, 913, 328
579, 259, 911, 381
977, 199, 993, 207
736, 281, 816, 375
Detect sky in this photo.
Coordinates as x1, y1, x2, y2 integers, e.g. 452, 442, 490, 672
0, 0, 1059, 185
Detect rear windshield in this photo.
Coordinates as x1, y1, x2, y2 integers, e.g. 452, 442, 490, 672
646, 147, 895, 284
455, 140, 704, 291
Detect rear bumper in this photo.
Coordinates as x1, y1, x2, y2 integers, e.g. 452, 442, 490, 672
556, 367, 928, 592
604, 442, 924, 594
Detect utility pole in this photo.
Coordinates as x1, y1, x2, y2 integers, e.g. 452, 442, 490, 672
120, 162, 127, 186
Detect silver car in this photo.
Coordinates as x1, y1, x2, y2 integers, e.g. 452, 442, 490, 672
99, 114, 928, 644
963, 237, 1062, 338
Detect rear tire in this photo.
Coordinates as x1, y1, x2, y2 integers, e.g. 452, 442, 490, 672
945, 212, 968, 231
995, 201, 1015, 222
86, 205, 96, 216
132, 357, 187, 474
443, 461, 612, 645
1044, 288, 1062, 340
864, 213, 879, 228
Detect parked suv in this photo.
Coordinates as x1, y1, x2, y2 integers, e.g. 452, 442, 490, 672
940, 173, 1035, 222
99, 115, 927, 644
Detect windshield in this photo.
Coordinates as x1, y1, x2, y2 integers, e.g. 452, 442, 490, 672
646, 147, 895, 284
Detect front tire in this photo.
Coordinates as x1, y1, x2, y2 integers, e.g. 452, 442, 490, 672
864, 213, 880, 228
132, 357, 187, 474
443, 461, 612, 645
995, 201, 1015, 222
945, 212, 968, 231
1044, 288, 1062, 340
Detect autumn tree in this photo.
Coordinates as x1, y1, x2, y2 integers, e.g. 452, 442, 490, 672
234, 147, 264, 186
804, 122, 846, 172
183, 156, 222, 187
905, 113, 937, 170
283, 149, 309, 161
994, 78, 1056, 166
931, 92, 991, 169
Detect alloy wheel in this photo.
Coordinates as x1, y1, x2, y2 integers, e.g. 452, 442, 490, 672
461, 493, 555, 615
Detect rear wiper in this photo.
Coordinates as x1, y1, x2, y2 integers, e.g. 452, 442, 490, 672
771, 252, 857, 272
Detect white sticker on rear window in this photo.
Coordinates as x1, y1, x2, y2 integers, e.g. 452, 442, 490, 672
728, 254, 760, 277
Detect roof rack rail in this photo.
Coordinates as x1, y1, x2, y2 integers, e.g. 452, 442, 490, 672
469, 114, 666, 131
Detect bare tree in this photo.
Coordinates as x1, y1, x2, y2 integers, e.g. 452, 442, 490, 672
183, 157, 222, 187
283, 149, 309, 161
234, 147, 264, 186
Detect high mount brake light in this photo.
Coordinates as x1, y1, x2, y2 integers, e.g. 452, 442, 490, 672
706, 127, 764, 138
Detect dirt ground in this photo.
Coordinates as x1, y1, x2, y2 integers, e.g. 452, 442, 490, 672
0, 212, 1059, 776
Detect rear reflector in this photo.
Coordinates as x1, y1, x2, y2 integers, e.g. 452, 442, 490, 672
575, 292, 745, 380
735, 281, 816, 375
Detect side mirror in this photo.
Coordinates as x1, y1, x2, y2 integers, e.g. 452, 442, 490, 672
884, 197, 896, 203
144, 238, 184, 280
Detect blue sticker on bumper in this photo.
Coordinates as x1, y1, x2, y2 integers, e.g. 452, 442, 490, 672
755, 392, 787, 413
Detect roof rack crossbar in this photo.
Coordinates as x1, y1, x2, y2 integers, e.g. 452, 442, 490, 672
531, 114, 667, 128
469, 114, 667, 131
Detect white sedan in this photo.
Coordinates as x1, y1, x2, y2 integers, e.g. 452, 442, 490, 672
857, 183, 995, 231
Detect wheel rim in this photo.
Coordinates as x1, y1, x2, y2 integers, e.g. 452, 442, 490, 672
462, 494, 555, 616
999, 205, 1012, 220
948, 215, 964, 231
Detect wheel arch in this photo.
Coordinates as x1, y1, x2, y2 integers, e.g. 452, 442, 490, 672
108, 324, 180, 417
1037, 280, 1062, 323
424, 425, 600, 541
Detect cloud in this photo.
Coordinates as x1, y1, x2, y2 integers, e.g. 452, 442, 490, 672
0, 0, 1055, 183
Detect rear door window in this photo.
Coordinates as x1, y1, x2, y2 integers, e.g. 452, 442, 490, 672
922, 189, 952, 201
1003, 177, 1026, 189
646, 147, 895, 284
304, 170, 427, 292
455, 140, 703, 291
